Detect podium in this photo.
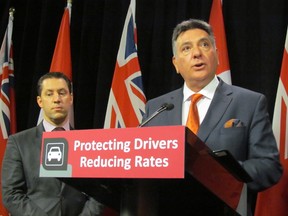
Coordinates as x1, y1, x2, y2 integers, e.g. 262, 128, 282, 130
40, 126, 251, 216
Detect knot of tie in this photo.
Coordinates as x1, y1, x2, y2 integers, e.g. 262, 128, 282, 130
186, 93, 203, 134
52, 127, 65, 131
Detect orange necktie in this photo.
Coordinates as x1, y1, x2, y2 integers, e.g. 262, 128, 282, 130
186, 93, 203, 134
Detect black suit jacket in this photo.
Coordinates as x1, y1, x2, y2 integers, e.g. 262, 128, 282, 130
2, 123, 102, 216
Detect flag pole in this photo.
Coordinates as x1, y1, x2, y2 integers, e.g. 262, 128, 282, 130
67, 0, 72, 7
67, 0, 72, 8
8, 8, 15, 54
9, 7, 15, 17
67, 0, 72, 22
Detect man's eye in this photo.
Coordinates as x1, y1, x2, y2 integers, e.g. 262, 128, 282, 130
199, 41, 211, 50
183, 46, 189, 50
181, 46, 191, 54
59, 91, 67, 96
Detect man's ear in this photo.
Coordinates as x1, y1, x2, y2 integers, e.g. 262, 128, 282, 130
172, 56, 179, 74
70, 93, 73, 105
37, 96, 43, 108
216, 48, 220, 65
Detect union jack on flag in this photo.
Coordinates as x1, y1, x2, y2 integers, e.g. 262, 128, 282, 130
0, 8, 16, 216
104, 0, 146, 128
0, 10, 16, 142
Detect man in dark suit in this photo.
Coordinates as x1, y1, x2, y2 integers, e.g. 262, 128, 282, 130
142, 19, 282, 216
2, 72, 103, 215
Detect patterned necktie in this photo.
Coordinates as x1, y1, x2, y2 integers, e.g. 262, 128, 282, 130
52, 127, 65, 131
186, 93, 203, 134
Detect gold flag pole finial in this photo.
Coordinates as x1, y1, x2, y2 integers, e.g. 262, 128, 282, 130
9, 7, 15, 17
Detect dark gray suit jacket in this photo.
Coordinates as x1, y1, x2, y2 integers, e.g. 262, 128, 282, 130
142, 79, 282, 214
1, 123, 102, 216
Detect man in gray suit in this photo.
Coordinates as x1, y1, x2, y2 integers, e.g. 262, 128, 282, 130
142, 19, 282, 216
2, 72, 103, 215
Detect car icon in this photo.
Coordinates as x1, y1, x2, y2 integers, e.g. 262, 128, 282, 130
47, 146, 62, 162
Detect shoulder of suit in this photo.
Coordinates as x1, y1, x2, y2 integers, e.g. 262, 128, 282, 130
148, 87, 182, 102
223, 81, 264, 98
231, 85, 262, 95
9, 125, 39, 139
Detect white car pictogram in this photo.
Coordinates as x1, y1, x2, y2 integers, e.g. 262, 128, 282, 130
47, 146, 62, 162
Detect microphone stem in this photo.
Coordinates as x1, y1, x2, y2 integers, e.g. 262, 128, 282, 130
138, 105, 167, 127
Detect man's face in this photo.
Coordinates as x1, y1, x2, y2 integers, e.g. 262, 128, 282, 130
37, 78, 73, 125
172, 29, 219, 92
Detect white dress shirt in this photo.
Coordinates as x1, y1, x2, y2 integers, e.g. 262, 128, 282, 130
42, 119, 70, 132
182, 76, 219, 125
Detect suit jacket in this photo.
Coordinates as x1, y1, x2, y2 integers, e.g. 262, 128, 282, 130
142, 79, 282, 214
1, 123, 102, 216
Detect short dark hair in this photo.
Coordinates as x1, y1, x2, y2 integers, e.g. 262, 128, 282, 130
172, 19, 215, 56
37, 72, 72, 96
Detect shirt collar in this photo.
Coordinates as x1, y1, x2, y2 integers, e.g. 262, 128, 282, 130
183, 75, 219, 102
43, 119, 70, 132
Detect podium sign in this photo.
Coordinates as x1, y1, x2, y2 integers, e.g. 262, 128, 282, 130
40, 126, 185, 178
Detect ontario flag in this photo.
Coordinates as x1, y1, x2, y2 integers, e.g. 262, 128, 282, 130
104, 0, 146, 128
0, 8, 16, 216
37, 1, 74, 126
209, 0, 231, 84
254, 26, 288, 216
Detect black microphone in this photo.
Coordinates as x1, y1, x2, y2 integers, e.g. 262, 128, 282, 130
138, 103, 174, 127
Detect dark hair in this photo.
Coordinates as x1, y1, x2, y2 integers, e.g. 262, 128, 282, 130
37, 72, 72, 96
172, 19, 215, 56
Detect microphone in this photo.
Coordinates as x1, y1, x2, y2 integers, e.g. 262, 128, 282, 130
138, 103, 174, 127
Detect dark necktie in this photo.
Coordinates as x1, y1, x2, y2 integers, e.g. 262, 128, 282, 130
186, 93, 203, 134
52, 127, 65, 131
51, 126, 66, 215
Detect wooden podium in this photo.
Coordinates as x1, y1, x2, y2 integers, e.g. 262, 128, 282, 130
40, 126, 251, 216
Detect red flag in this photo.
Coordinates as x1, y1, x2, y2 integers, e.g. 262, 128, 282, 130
0, 8, 16, 216
49, 4, 72, 78
254, 26, 288, 216
37, 2, 74, 126
104, 0, 146, 128
209, 0, 232, 84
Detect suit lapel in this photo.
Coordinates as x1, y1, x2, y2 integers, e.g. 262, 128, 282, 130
167, 88, 183, 125
198, 80, 233, 142
35, 123, 45, 151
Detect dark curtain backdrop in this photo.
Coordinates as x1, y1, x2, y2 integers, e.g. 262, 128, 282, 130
0, 0, 288, 132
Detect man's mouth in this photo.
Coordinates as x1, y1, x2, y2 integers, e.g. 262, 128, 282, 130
53, 107, 63, 111
193, 62, 205, 70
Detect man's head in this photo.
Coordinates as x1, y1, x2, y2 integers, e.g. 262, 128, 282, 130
37, 72, 73, 126
172, 19, 219, 92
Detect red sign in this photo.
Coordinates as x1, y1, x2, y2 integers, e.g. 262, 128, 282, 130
40, 126, 185, 178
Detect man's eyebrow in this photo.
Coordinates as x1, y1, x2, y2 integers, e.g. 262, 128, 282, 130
44, 88, 67, 92
180, 36, 210, 44
179, 41, 192, 47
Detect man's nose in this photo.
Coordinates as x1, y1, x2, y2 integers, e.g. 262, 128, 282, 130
192, 47, 201, 58
53, 93, 61, 101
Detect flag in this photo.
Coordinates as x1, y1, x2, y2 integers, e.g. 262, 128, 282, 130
103, 1, 146, 214
37, 2, 74, 126
254, 26, 288, 216
209, 0, 232, 84
104, 0, 146, 128
0, 8, 16, 216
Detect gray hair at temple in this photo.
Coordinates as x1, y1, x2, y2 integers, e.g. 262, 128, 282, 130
171, 19, 216, 56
